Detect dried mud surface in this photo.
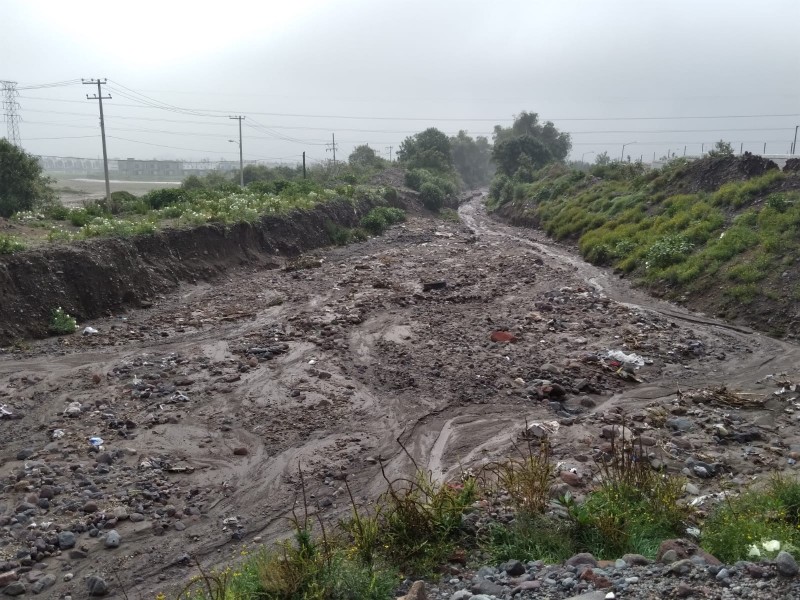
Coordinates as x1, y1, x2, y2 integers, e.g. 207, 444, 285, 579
2, 196, 800, 599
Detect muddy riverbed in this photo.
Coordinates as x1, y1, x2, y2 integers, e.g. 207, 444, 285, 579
1, 196, 799, 598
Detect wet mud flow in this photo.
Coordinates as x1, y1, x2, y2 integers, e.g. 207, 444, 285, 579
1, 195, 799, 597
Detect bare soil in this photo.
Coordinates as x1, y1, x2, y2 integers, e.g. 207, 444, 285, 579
1, 196, 800, 598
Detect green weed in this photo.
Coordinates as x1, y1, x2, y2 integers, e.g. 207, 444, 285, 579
0, 234, 25, 254
702, 476, 800, 563
48, 307, 77, 335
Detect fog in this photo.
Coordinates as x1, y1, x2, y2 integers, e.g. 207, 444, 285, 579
2, 0, 799, 165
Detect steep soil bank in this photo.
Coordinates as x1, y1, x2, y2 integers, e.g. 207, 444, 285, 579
0, 198, 386, 345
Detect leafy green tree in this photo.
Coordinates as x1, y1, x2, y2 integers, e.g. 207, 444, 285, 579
397, 128, 453, 172
493, 112, 571, 161
492, 135, 553, 180
450, 131, 494, 188
0, 138, 54, 217
594, 151, 611, 166
708, 140, 734, 157
348, 144, 381, 168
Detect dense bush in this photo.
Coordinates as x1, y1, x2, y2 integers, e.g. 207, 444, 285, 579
419, 182, 445, 211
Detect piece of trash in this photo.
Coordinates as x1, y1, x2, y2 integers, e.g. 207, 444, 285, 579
606, 350, 646, 367
308, 359, 317, 365
82, 326, 99, 336
490, 330, 517, 343
52, 429, 65, 439
0, 405, 13, 418
88, 436, 104, 447
64, 401, 82, 417
222, 516, 239, 527
522, 420, 560, 439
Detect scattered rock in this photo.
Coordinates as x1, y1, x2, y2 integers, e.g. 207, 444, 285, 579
86, 575, 109, 596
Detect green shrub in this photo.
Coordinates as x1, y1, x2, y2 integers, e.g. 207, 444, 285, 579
487, 514, 577, 564
419, 182, 445, 211
382, 186, 398, 202
0, 234, 25, 255
360, 207, 405, 235
143, 187, 185, 209
49, 307, 77, 335
42, 202, 70, 221
568, 433, 689, 558
702, 476, 800, 563
645, 234, 693, 269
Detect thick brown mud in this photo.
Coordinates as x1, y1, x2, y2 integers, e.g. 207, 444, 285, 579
1, 195, 799, 598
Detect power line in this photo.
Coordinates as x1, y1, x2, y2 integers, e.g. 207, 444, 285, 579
17, 93, 800, 123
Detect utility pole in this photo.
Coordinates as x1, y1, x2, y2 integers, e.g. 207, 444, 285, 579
793, 126, 798, 155
229, 115, 245, 186
326, 133, 338, 167
1, 81, 21, 146
385, 146, 393, 162
302, 152, 306, 179
83, 78, 111, 202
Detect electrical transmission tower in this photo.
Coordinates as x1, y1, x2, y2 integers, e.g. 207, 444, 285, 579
1, 81, 22, 146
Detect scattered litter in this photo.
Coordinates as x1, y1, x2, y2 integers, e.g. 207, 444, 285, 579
308, 359, 317, 365
222, 516, 239, 528
490, 330, 517, 343
52, 429, 65, 439
605, 350, 646, 367
521, 420, 560, 440
88, 436, 104, 448
170, 392, 190, 403
0, 405, 13, 418
63, 401, 82, 417
82, 326, 99, 335
681, 386, 765, 409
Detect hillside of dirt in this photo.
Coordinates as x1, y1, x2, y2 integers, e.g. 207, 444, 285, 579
0, 196, 392, 345
1, 196, 800, 598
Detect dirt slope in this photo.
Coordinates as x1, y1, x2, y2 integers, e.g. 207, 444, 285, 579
1, 197, 800, 598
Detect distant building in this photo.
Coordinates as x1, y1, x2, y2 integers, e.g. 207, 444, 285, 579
117, 158, 182, 178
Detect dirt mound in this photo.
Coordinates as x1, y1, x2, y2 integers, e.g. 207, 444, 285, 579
369, 167, 407, 188
0, 198, 384, 345
784, 158, 800, 173
668, 152, 779, 193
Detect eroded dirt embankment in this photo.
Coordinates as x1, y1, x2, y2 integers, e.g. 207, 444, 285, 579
0, 198, 384, 345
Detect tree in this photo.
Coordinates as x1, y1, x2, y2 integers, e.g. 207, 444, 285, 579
708, 140, 734, 157
492, 111, 571, 161
397, 128, 452, 172
492, 135, 553, 180
348, 144, 381, 168
449, 131, 494, 188
0, 138, 54, 217
594, 151, 611, 166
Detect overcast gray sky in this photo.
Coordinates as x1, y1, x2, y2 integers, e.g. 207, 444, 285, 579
2, 0, 799, 165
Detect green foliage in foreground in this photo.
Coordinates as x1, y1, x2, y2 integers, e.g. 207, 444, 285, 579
702, 476, 800, 564
169, 436, 800, 600
488, 158, 800, 312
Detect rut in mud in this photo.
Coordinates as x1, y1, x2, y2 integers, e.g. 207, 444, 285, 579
2, 195, 800, 598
